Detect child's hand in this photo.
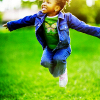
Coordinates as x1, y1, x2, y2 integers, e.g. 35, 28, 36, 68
3, 23, 8, 29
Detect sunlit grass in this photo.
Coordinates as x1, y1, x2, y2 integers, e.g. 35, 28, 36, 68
0, 27, 100, 99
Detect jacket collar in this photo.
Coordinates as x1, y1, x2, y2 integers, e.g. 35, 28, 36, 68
37, 11, 64, 20
58, 11, 64, 19
37, 11, 47, 21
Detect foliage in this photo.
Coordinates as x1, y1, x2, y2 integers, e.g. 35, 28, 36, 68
21, 0, 35, 8
93, 0, 100, 24
0, 12, 3, 24
65, 0, 88, 22
0, 27, 100, 99
95, 11, 100, 24
65, 0, 100, 23
21, 0, 42, 9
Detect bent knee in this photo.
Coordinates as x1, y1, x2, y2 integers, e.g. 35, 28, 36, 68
41, 60, 52, 68
53, 56, 66, 64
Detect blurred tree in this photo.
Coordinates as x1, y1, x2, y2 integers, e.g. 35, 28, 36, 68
21, 0, 42, 9
0, 12, 3, 24
95, 11, 100, 24
93, 0, 100, 24
64, 0, 96, 23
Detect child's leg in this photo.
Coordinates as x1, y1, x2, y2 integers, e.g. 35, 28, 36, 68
41, 47, 70, 87
41, 47, 53, 68
52, 48, 70, 87
52, 48, 70, 77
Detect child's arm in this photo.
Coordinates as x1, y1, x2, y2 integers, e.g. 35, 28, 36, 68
68, 13, 100, 38
3, 14, 37, 31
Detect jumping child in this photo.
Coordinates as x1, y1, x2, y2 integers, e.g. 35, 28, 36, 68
3, 0, 100, 87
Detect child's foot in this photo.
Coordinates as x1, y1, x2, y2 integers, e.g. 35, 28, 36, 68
59, 68, 68, 87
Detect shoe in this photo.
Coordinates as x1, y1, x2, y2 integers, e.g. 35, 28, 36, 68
59, 68, 68, 87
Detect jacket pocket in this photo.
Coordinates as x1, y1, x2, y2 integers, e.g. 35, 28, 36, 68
59, 23, 68, 30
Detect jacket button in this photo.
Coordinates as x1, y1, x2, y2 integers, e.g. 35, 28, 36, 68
60, 41, 61, 42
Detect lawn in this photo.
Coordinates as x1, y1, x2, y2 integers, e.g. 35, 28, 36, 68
0, 26, 100, 100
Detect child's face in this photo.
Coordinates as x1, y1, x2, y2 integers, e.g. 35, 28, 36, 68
42, 0, 60, 16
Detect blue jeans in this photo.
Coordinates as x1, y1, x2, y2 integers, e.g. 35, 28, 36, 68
41, 47, 70, 77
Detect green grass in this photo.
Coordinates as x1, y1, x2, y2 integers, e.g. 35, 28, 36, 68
0, 26, 100, 100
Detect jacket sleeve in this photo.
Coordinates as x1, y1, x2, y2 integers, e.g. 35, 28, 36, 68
7, 13, 37, 31
68, 13, 100, 38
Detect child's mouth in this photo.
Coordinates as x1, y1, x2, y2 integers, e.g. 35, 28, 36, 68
42, 7, 47, 11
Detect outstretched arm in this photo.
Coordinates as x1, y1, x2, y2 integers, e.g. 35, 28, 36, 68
68, 13, 100, 38
2, 13, 37, 31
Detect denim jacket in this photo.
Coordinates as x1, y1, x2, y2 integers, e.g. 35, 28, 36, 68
7, 11, 100, 53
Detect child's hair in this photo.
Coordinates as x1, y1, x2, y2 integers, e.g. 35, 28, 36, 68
56, 0, 71, 10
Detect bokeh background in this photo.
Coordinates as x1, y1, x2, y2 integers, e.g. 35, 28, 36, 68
0, 0, 100, 99
0, 0, 100, 24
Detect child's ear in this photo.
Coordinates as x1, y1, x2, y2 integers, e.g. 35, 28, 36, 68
55, 5, 61, 12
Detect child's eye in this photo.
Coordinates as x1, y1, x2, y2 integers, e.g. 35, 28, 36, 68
47, 2, 50, 4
